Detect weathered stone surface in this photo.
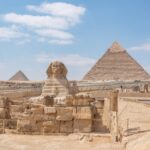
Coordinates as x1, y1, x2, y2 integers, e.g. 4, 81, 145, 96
32, 114, 44, 121
73, 94, 94, 106
54, 96, 67, 106
65, 95, 73, 106
93, 100, 104, 109
44, 107, 56, 114
31, 107, 44, 115
56, 107, 73, 121
43, 95, 54, 106
43, 114, 56, 121
0, 108, 10, 119
93, 108, 103, 119
10, 105, 24, 113
10, 105, 24, 119
74, 107, 93, 120
93, 119, 108, 133
60, 121, 73, 133
0, 97, 10, 108
43, 121, 59, 133
74, 119, 92, 133
17, 119, 37, 133
5, 119, 17, 129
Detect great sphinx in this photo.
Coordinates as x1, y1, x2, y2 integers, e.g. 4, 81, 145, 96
42, 61, 71, 97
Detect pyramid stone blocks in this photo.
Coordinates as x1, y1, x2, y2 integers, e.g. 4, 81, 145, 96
83, 42, 150, 81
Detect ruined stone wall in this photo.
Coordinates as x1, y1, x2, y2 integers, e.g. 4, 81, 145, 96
0, 81, 43, 99
118, 98, 150, 135
76, 80, 150, 92
16, 95, 109, 135
0, 80, 149, 100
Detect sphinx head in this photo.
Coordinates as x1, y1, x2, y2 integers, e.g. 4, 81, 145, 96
46, 61, 67, 78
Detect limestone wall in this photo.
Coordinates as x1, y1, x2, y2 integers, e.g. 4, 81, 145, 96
0, 81, 43, 99
0, 80, 149, 101
77, 80, 150, 92
118, 98, 150, 135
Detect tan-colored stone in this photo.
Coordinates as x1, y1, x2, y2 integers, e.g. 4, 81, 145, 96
0, 97, 9, 108
74, 119, 92, 133
44, 107, 56, 114
0, 108, 10, 119
31, 107, 44, 115
74, 107, 93, 120
43, 121, 59, 133
56, 107, 73, 121
60, 121, 73, 133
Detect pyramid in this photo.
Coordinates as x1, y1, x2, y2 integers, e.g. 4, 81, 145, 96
9, 70, 29, 81
83, 42, 150, 81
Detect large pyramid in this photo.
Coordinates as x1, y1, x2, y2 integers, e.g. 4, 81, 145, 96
83, 42, 150, 81
9, 70, 29, 81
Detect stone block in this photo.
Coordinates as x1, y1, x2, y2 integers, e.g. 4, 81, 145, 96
93, 119, 108, 132
32, 114, 44, 122
60, 121, 73, 133
44, 107, 56, 114
10, 105, 24, 113
31, 107, 44, 114
17, 119, 38, 133
0, 97, 9, 108
54, 97, 66, 106
94, 108, 103, 119
0, 108, 10, 119
73, 98, 89, 106
93, 100, 104, 109
74, 114, 92, 120
56, 107, 73, 121
74, 106, 93, 119
73, 94, 94, 106
5, 119, 17, 129
43, 95, 54, 106
0, 128, 4, 134
43, 114, 56, 121
43, 120, 59, 133
65, 95, 73, 106
73, 119, 92, 133
10, 112, 21, 120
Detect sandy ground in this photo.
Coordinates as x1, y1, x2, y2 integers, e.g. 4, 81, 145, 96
0, 134, 123, 150
124, 132, 150, 150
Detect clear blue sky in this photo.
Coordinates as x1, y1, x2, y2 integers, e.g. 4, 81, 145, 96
0, 0, 150, 80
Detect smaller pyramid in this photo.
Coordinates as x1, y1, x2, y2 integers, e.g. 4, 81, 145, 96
9, 70, 29, 81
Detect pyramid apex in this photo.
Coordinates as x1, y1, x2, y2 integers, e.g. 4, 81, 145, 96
108, 41, 125, 53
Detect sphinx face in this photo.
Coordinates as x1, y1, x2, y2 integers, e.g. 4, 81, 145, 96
51, 62, 62, 75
